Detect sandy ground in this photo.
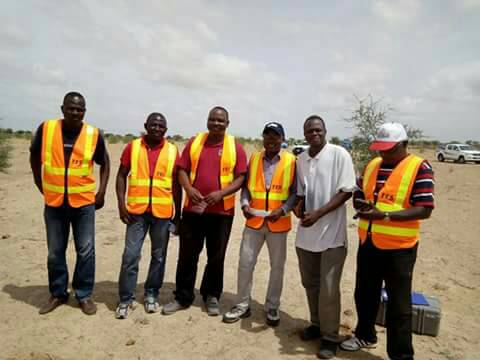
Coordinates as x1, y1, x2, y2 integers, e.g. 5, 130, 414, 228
1, 138, 479, 360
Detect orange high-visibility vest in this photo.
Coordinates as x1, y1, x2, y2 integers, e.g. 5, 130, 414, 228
41, 119, 99, 208
185, 132, 237, 210
358, 154, 424, 249
246, 151, 295, 232
126, 138, 178, 218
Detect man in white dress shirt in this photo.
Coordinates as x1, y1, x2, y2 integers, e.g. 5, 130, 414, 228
294, 115, 356, 359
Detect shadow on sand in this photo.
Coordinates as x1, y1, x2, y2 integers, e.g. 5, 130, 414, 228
3, 281, 383, 359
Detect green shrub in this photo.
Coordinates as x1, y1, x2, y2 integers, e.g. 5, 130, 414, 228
0, 132, 11, 172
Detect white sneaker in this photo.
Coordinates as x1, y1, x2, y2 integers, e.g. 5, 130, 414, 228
222, 305, 251, 323
266, 308, 280, 327
115, 303, 131, 319
144, 297, 160, 314
205, 296, 220, 316
340, 336, 377, 351
162, 300, 188, 315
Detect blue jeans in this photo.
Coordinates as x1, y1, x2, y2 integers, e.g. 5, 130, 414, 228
118, 213, 170, 304
44, 204, 96, 301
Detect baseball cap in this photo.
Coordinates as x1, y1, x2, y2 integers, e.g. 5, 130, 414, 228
262, 122, 285, 139
369, 122, 408, 151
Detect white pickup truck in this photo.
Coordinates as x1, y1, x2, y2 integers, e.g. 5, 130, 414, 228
436, 143, 480, 164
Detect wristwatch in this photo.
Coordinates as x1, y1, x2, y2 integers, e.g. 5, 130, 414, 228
383, 212, 391, 221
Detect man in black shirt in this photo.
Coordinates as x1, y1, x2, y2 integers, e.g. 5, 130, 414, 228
30, 91, 110, 315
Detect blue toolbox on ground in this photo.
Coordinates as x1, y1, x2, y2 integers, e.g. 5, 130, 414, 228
376, 289, 441, 336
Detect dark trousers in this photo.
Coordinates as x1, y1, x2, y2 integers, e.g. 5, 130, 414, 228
174, 212, 233, 306
44, 204, 95, 301
354, 238, 417, 360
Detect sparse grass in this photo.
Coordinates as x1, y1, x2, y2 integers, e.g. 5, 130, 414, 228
0, 132, 11, 172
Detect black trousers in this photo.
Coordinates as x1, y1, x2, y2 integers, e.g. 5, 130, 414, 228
174, 212, 233, 306
354, 238, 418, 360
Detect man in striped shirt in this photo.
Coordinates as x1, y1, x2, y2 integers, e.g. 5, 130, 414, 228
341, 123, 434, 360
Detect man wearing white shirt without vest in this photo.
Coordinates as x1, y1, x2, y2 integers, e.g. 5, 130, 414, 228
294, 115, 356, 359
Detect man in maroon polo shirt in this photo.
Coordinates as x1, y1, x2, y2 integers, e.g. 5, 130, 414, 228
162, 106, 247, 316
115, 113, 181, 319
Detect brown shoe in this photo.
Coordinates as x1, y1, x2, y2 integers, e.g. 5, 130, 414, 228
79, 298, 97, 315
39, 296, 68, 315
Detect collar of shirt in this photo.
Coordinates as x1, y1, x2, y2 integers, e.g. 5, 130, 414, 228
262, 152, 281, 165
141, 136, 165, 151
306, 142, 329, 161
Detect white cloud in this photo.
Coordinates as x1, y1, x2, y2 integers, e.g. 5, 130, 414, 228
424, 62, 480, 103
458, 0, 480, 10
373, 0, 420, 25
316, 64, 391, 112
0, 0, 479, 141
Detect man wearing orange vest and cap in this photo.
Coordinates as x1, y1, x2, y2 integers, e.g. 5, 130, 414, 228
340, 123, 434, 360
222, 122, 296, 326
115, 113, 181, 319
162, 106, 247, 316
29, 91, 110, 315
294, 115, 356, 359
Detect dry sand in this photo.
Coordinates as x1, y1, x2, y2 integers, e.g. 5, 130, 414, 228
1, 138, 479, 360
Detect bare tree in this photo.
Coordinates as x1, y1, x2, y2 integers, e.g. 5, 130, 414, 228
344, 95, 424, 172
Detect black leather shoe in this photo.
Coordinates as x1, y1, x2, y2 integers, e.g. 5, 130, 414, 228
317, 340, 337, 359
300, 325, 321, 341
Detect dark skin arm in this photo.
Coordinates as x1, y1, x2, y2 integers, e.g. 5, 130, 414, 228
301, 191, 353, 227
292, 196, 305, 219
203, 174, 246, 206
30, 153, 43, 194
95, 151, 110, 210
116, 164, 134, 224
178, 168, 204, 204
178, 168, 246, 206
172, 171, 182, 234
354, 198, 433, 221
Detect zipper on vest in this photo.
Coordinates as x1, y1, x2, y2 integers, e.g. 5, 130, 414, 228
149, 176, 153, 208
265, 189, 269, 211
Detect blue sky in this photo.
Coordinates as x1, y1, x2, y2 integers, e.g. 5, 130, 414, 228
1, 0, 479, 141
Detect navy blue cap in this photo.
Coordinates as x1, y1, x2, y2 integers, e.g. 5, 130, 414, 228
263, 122, 285, 139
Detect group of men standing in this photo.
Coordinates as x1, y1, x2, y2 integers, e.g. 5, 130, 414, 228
29, 91, 434, 360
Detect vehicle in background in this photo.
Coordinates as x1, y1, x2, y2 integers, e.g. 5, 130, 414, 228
436, 143, 480, 164
341, 138, 352, 151
292, 144, 309, 156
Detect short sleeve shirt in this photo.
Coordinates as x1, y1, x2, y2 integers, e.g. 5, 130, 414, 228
120, 137, 179, 177
295, 143, 357, 252
178, 136, 248, 216
29, 120, 108, 207
355, 158, 435, 208
29, 121, 107, 166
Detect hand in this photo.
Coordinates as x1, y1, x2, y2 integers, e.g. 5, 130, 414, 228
356, 207, 386, 221
300, 209, 322, 227
242, 205, 254, 219
172, 216, 181, 236
118, 203, 134, 224
186, 187, 204, 204
204, 190, 223, 206
354, 198, 374, 212
293, 200, 304, 219
265, 208, 284, 223
95, 192, 105, 210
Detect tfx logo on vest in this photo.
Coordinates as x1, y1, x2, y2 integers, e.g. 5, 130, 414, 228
271, 184, 282, 191
380, 192, 395, 202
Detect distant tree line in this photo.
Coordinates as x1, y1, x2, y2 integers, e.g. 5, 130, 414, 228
0, 122, 478, 173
